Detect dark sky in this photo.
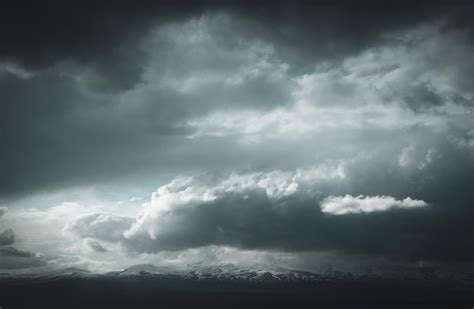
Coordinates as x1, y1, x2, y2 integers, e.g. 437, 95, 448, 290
0, 0, 473, 272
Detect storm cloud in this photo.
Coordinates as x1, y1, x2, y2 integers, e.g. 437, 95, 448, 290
0, 247, 47, 269
1, 0, 473, 197
0, 1, 473, 272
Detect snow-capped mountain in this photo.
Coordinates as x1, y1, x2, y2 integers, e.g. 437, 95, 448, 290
1, 263, 472, 309
0, 263, 472, 286
111, 263, 326, 282
96, 263, 471, 286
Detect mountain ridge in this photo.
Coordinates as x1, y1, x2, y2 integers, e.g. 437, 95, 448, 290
1, 263, 472, 286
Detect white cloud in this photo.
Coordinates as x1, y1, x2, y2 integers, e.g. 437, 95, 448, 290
320, 195, 428, 215
65, 213, 134, 243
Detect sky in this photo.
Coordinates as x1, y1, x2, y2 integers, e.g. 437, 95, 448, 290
0, 0, 473, 273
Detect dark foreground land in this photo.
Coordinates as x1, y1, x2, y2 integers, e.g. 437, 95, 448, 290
1, 275, 473, 309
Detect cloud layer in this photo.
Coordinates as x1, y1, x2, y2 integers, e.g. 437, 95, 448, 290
1, 3, 473, 197
0, 2, 472, 272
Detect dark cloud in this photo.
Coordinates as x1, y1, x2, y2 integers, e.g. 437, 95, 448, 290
0, 72, 148, 195
1, 1, 471, 73
0, 247, 47, 269
0, 17, 295, 197
225, 1, 474, 74
0, 208, 14, 246
0, 1, 214, 92
1, 1, 473, 198
0, 228, 15, 246
0, 246, 36, 258
124, 200, 470, 262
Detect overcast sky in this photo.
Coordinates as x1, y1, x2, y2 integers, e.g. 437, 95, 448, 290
0, 0, 473, 273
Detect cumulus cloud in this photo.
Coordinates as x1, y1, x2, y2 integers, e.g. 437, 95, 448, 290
120, 169, 433, 255
56, 161, 470, 261
65, 213, 134, 243
121, 169, 325, 252
320, 195, 428, 215
60, 166, 342, 252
